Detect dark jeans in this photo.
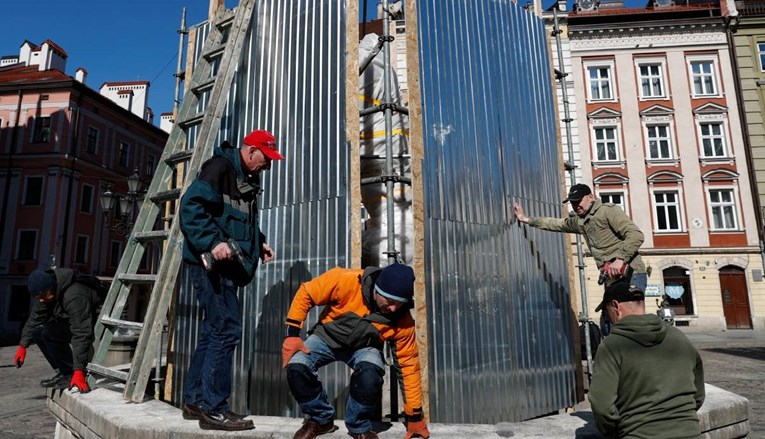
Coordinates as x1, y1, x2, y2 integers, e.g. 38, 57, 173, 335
183, 263, 243, 413
30, 320, 73, 375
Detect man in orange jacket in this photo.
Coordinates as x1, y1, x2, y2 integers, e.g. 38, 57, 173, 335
281, 263, 430, 439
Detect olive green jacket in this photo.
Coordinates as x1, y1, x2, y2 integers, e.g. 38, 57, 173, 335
527, 199, 645, 273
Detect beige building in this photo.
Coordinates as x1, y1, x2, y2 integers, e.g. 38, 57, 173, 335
552, 0, 764, 330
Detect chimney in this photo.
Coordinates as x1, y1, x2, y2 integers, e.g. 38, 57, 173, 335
75, 67, 88, 84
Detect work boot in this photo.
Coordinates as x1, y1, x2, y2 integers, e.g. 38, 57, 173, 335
183, 403, 249, 422
40, 372, 72, 389
198, 410, 254, 431
292, 419, 338, 439
349, 432, 379, 439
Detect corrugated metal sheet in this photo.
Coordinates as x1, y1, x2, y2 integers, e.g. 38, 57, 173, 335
170, 0, 577, 425
171, 0, 351, 417
416, 0, 578, 423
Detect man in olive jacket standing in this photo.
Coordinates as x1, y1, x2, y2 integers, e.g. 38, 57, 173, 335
179, 130, 283, 431
514, 183, 646, 334
589, 281, 705, 438
14, 267, 102, 392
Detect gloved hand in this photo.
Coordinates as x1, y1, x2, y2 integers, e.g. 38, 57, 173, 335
69, 370, 90, 393
14, 346, 26, 368
404, 419, 430, 439
281, 336, 310, 368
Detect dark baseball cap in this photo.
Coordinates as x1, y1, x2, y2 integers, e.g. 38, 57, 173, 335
562, 184, 592, 203
595, 280, 645, 312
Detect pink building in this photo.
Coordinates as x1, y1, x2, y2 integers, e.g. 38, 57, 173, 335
0, 40, 167, 341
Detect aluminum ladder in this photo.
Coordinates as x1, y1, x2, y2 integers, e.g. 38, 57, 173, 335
86, 0, 256, 403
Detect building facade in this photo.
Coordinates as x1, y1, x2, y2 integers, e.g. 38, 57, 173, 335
0, 40, 168, 341
552, 0, 764, 330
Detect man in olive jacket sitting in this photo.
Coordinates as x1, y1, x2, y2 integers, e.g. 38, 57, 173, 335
589, 281, 705, 438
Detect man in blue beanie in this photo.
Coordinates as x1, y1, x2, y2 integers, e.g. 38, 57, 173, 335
15, 267, 104, 392
281, 263, 430, 439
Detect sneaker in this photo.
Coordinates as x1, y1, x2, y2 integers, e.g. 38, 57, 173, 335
40, 372, 72, 389
198, 410, 254, 431
293, 419, 338, 439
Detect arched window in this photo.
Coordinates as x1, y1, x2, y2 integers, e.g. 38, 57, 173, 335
662, 266, 694, 316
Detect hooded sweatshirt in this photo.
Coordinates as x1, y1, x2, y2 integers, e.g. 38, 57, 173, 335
589, 314, 705, 439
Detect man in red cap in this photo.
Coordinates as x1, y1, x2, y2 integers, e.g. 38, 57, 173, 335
179, 130, 284, 431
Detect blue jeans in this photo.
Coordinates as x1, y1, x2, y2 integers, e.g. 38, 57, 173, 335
288, 334, 386, 434
183, 263, 242, 413
601, 272, 648, 336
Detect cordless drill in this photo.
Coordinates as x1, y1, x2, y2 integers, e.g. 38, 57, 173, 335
598, 260, 633, 285
200, 238, 245, 271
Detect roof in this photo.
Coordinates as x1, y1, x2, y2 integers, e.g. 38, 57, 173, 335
41, 39, 68, 57
101, 80, 150, 87
0, 65, 70, 85
568, 2, 720, 24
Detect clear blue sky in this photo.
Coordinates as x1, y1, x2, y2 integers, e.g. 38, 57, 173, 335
1, 0, 644, 127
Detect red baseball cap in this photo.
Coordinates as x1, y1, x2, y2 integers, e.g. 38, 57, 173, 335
243, 130, 284, 160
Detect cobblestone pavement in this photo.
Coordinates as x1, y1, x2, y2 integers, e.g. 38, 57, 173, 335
1, 329, 763, 438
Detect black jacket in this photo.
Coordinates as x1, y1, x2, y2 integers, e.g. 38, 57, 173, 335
20, 268, 101, 370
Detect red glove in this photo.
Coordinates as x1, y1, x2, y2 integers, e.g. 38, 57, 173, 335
69, 370, 90, 393
14, 346, 26, 368
404, 419, 430, 439
281, 337, 310, 368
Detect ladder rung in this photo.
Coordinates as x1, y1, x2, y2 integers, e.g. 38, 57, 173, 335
117, 274, 157, 284
215, 9, 236, 28
203, 44, 226, 61
87, 363, 129, 382
133, 230, 171, 242
178, 112, 205, 129
164, 150, 193, 166
192, 77, 216, 95
150, 188, 182, 204
101, 316, 144, 332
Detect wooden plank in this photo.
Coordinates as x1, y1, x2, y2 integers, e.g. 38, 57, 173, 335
404, 0, 430, 419
348, 0, 361, 269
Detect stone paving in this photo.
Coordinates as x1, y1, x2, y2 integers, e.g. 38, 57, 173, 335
1, 328, 763, 438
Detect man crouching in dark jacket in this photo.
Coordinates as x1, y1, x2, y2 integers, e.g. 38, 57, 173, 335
14, 267, 102, 392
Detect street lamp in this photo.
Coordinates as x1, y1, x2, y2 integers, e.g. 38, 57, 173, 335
100, 168, 144, 237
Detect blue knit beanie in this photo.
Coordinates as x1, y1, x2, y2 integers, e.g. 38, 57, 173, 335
374, 263, 415, 302
28, 268, 56, 296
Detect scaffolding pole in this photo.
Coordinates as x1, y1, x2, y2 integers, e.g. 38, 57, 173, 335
552, 6, 594, 382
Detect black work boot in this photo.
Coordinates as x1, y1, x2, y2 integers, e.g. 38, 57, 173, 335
40, 372, 72, 389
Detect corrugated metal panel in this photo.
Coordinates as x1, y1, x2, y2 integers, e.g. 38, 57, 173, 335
416, 0, 578, 423
171, 0, 351, 417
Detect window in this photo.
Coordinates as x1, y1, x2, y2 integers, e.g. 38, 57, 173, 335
588, 66, 613, 100
9, 285, 31, 322
74, 236, 89, 264
80, 184, 94, 213
86, 127, 99, 154
646, 125, 673, 159
759, 43, 765, 72
119, 142, 129, 167
600, 192, 625, 211
690, 60, 717, 96
593, 127, 619, 162
699, 122, 726, 158
638, 64, 664, 98
709, 189, 738, 230
23, 176, 43, 206
147, 155, 156, 177
16, 230, 37, 260
110, 241, 122, 267
32, 116, 51, 143
654, 191, 683, 232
